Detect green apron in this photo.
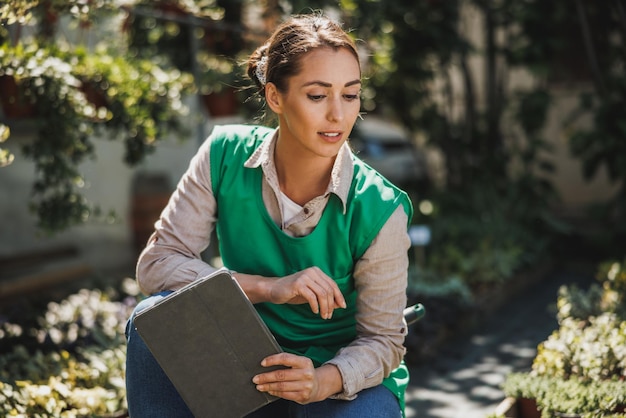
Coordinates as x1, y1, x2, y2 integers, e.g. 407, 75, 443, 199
209, 125, 413, 415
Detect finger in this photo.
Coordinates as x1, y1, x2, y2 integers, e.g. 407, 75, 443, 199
296, 283, 320, 315
261, 352, 309, 368
308, 280, 333, 319
258, 382, 312, 398
314, 277, 346, 318
333, 284, 346, 309
310, 267, 346, 311
267, 389, 308, 403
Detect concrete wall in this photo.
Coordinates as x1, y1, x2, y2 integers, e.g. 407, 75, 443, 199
436, 3, 622, 216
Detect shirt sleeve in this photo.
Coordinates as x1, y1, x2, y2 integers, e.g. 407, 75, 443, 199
135, 136, 219, 295
325, 205, 411, 399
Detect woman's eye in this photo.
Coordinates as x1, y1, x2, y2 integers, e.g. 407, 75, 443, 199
307, 94, 326, 101
344, 94, 360, 101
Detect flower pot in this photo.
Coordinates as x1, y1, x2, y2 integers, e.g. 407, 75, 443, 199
0, 75, 37, 119
517, 397, 542, 418
130, 173, 172, 257
495, 397, 542, 418
80, 81, 108, 110
201, 88, 239, 117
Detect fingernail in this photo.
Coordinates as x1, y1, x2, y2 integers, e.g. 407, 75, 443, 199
253, 376, 259, 384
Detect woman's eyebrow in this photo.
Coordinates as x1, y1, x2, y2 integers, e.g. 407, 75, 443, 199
302, 79, 362, 88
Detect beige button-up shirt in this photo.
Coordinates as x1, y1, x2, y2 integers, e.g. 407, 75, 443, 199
136, 127, 411, 399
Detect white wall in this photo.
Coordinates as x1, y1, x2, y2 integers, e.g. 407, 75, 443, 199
0, 108, 243, 276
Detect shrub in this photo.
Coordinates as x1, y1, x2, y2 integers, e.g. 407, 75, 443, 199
502, 259, 626, 417
502, 373, 626, 418
0, 279, 139, 417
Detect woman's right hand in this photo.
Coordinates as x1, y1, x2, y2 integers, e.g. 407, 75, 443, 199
267, 267, 346, 319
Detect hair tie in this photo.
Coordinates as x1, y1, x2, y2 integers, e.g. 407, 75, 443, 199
255, 56, 268, 86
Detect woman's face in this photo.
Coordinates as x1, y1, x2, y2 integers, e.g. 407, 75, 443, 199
268, 47, 361, 161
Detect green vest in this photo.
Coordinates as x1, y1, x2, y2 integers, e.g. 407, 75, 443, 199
209, 125, 412, 413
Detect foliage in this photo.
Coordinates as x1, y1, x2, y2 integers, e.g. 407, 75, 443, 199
504, 0, 626, 233
503, 258, 626, 417
0, 280, 139, 417
67, 45, 194, 165
533, 313, 626, 381
0, 123, 12, 166
195, 51, 241, 94
0, 347, 127, 418
529, 259, 626, 383
417, 175, 558, 287
126, 0, 246, 96
502, 373, 626, 418
0, 38, 193, 232
557, 259, 626, 322
407, 266, 473, 306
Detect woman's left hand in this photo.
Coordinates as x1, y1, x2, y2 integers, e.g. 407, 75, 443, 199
252, 353, 343, 404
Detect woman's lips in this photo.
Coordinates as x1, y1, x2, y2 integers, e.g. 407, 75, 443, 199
319, 131, 343, 142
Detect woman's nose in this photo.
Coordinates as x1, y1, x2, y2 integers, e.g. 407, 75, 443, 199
327, 98, 344, 122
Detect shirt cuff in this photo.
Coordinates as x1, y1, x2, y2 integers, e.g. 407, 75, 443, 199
324, 357, 360, 400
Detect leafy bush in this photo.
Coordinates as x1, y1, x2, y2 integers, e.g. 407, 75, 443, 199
502, 258, 626, 416
533, 258, 626, 382
0, 279, 139, 417
557, 259, 626, 322
420, 179, 557, 290
502, 373, 626, 418
533, 313, 626, 381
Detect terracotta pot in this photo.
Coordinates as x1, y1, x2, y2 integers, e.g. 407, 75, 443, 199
201, 88, 239, 117
0, 75, 37, 119
130, 173, 171, 257
517, 397, 542, 418
80, 81, 108, 110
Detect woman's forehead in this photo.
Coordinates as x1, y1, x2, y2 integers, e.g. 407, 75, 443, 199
293, 48, 361, 85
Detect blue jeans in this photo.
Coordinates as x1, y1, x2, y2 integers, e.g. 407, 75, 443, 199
125, 292, 402, 418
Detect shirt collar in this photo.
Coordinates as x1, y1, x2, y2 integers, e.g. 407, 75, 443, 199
245, 129, 353, 213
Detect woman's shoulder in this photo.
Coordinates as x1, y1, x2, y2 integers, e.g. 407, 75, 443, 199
209, 124, 275, 143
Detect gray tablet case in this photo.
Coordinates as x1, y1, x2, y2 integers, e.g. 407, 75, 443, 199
133, 269, 283, 418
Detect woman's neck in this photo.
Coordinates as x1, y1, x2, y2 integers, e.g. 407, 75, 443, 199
274, 140, 335, 206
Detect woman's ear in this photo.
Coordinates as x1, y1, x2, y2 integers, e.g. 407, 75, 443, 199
265, 82, 283, 115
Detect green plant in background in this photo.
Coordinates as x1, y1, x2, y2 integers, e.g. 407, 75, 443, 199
534, 259, 626, 382
557, 259, 626, 322
533, 313, 626, 381
502, 373, 626, 418
0, 279, 140, 417
0, 1, 194, 233
502, 258, 626, 416
67, 45, 194, 165
0, 123, 12, 167
504, 0, 626, 252
195, 51, 239, 94
0, 42, 193, 232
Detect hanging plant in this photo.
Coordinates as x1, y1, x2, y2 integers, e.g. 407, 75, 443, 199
0, 42, 194, 233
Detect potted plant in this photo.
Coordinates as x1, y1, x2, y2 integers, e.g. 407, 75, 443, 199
502, 373, 626, 418
196, 51, 243, 117
0, 26, 193, 232
499, 259, 626, 418
123, 0, 247, 118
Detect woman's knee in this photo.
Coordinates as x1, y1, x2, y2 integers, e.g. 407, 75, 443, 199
125, 291, 174, 340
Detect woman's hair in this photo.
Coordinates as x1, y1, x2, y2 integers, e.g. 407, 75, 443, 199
247, 14, 359, 97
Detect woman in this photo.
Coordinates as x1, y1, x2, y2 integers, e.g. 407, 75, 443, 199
125, 13, 413, 418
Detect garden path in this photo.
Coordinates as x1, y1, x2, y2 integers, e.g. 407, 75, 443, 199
404, 264, 594, 418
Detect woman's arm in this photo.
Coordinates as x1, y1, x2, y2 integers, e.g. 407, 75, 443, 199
136, 138, 219, 294
253, 206, 411, 402
326, 206, 411, 398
